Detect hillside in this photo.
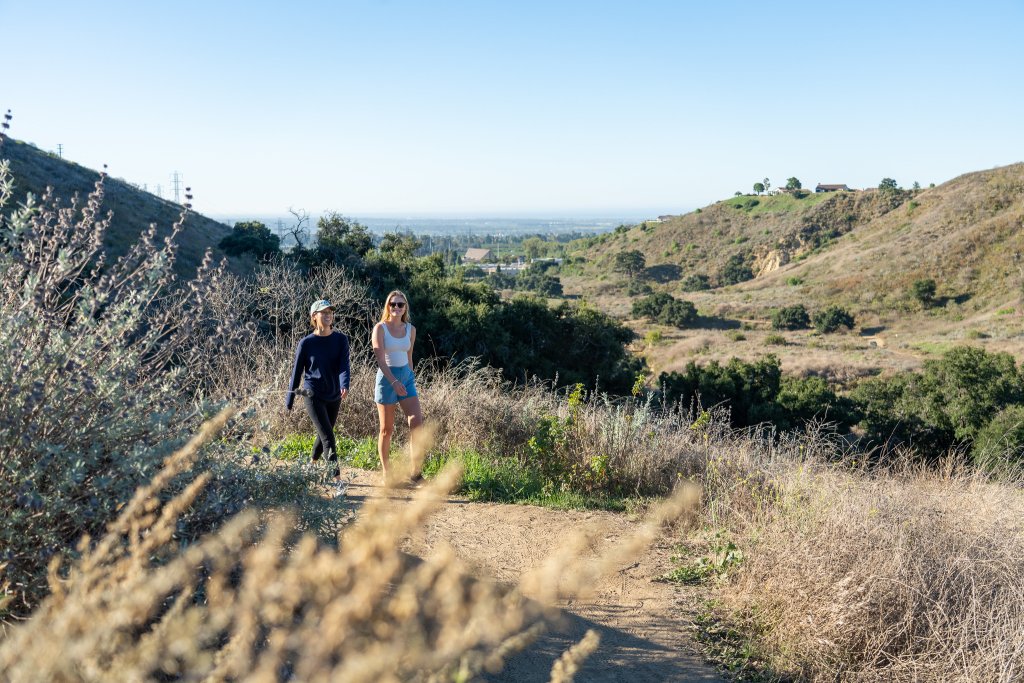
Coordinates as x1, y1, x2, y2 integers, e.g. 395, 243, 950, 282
564, 164, 1024, 380
2, 137, 254, 277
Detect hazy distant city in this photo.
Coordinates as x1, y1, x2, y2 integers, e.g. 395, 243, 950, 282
209, 214, 655, 238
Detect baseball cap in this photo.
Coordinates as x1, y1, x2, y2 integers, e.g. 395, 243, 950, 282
310, 299, 334, 315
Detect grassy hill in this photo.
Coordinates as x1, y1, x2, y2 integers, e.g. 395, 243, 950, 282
563, 164, 1024, 381
2, 137, 255, 277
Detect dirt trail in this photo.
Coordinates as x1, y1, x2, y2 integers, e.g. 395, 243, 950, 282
340, 467, 726, 682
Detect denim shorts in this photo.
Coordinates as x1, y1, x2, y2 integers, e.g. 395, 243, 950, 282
375, 365, 418, 405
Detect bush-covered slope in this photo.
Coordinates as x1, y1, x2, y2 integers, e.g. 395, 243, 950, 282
3, 137, 253, 277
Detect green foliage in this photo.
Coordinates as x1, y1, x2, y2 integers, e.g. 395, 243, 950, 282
879, 177, 899, 192
912, 278, 937, 307
813, 305, 855, 333
659, 356, 784, 427
681, 273, 712, 292
771, 304, 811, 330
851, 346, 1024, 455
718, 253, 754, 286
613, 249, 647, 279
631, 292, 698, 328
484, 270, 516, 289
786, 276, 804, 286
626, 280, 654, 296
660, 532, 744, 586
644, 329, 664, 346
786, 177, 802, 190
515, 265, 563, 297
972, 405, 1024, 469
218, 220, 281, 259
303, 212, 374, 270
764, 333, 787, 346
776, 375, 858, 430
753, 182, 765, 195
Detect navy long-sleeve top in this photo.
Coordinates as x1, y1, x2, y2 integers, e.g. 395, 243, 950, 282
285, 331, 351, 410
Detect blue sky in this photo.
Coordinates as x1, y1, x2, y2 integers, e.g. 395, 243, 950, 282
3, 1, 1022, 217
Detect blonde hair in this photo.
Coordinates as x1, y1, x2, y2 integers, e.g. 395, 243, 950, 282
380, 290, 411, 323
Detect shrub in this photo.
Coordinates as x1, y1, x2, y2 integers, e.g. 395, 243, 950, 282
626, 280, 654, 296
218, 220, 281, 259
681, 273, 711, 291
765, 333, 787, 346
718, 253, 754, 286
771, 304, 811, 330
912, 278, 937, 307
632, 292, 697, 328
813, 305, 855, 333
973, 405, 1024, 469
0, 147, 338, 620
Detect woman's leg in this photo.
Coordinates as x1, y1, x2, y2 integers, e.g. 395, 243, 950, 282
398, 395, 424, 478
376, 402, 396, 481
304, 396, 339, 464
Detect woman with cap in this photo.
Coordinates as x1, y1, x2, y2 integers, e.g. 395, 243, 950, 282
372, 289, 423, 483
285, 298, 350, 477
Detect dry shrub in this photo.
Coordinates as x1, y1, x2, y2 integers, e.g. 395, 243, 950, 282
719, 457, 1024, 682
0, 410, 698, 682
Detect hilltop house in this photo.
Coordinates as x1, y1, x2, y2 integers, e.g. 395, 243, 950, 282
815, 183, 852, 192
463, 248, 493, 262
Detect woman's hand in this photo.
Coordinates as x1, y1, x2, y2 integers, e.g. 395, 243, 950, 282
340, 387, 348, 400
392, 379, 408, 397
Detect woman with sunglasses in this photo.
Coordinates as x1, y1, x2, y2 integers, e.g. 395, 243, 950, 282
372, 289, 423, 483
285, 299, 350, 478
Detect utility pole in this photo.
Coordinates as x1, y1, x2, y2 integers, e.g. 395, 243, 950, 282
172, 171, 182, 204
155, 184, 162, 199
56, 144, 63, 158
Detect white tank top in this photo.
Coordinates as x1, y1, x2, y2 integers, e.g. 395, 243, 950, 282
381, 323, 410, 367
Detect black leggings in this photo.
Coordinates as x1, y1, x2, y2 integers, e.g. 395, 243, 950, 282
303, 396, 341, 461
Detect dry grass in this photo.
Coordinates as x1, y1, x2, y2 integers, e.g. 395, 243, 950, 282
0, 408, 699, 682
713, 455, 1024, 682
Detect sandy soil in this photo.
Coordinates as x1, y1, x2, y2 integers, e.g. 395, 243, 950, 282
340, 467, 726, 682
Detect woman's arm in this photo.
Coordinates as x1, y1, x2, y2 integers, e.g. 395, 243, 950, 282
408, 325, 416, 370
338, 332, 351, 399
285, 340, 305, 410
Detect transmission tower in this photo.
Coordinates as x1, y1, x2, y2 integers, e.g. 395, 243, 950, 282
172, 171, 182, 204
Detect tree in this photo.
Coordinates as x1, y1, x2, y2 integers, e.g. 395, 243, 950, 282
631, 292, 697, 328
521, 237, 546, 261
718, 253, 753, 286
786, 177, 802, 191
762, 177, 771, 193
218, 221, 281, 259
912, 278, 937, 308
879, 178, 899, 192
753, 182, 765, 195
614, 250, 646, 279
813, 305, 855, 333
912, 181, 921, 191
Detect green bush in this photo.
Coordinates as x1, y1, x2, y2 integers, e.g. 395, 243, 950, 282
718, 253, 754, 286
771, 304, 811, 330
972, 406, 1024, 469
764, 333, 787, 346
218, 220, 281, 259
681, 274, 711, 292
813, 305, 855, 333
851, 346, 1024, 455
912, 278, 937, 307
631, 292, 698, 328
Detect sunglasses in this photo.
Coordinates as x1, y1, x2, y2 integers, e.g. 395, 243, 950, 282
389, 301, 406, 309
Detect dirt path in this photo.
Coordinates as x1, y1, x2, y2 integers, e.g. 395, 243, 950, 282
339, 467, 727, 682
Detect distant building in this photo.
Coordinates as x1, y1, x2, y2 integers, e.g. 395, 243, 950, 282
815, 183, 852, 193
463, 248, 493, 262
657, 215, 675, 221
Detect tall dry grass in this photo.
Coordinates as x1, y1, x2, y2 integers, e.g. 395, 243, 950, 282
0, 409, 698, 682
711, 453, 1024, 682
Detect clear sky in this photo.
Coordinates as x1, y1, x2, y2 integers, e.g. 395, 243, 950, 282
3, 1, 1022, 218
